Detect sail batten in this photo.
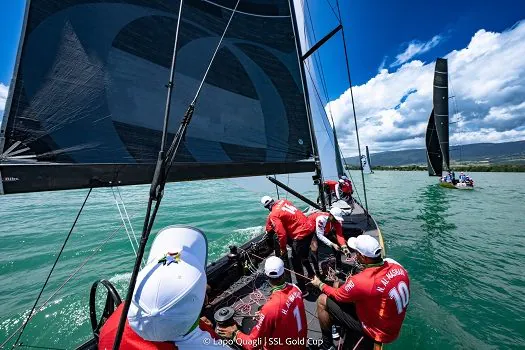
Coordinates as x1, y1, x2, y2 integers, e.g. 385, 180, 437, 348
0, 0, 315, 195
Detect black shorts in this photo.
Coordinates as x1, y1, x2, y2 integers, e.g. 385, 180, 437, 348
325, 297, 363, 334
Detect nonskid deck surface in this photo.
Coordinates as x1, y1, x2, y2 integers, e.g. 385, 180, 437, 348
206, 201, 379, 350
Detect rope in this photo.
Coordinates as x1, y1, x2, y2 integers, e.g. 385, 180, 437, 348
352, 336, 364, 350
116, 186, 139, 250
111, 187, 138, 259
8, 188, 92, 349
191, 0, 241, 106
1, 204, 131, 349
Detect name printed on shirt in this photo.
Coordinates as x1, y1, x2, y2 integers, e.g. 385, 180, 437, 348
283, 290, 302, 315
377, 268, 406, 292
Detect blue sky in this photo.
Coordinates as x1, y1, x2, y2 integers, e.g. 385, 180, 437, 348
1, 0, 524, 154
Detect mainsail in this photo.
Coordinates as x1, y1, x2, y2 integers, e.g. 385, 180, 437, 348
425, 58, 449, 176
0, 0, 315, 195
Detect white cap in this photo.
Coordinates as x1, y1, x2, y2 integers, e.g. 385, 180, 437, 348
341, 175, 348, 180
347, 235, 382, 258
329, 207, 344, 222
127, 226, 208, 341
264, 256, 285, 278
261, 195, 274, 208
338, 179, 345, 184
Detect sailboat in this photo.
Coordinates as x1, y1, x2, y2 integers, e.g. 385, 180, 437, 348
361, 146, 374, 174
425, 58, 474, 190
0, 1, 387, 349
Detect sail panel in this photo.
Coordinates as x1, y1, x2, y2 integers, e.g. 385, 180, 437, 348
433, 58, 449, 170
425, 110, 443, 176
0, 0, 314, 194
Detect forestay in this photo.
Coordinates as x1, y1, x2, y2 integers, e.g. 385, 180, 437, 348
0, 0, 315, 194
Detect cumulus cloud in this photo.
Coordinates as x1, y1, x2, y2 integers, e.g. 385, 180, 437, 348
0, 83, 8, 115
327, 21, 525, 156
391, 35, 443, 67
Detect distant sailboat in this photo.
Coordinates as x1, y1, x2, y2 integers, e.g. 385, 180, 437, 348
425, 58, 474, 189
361, 146, 374, 174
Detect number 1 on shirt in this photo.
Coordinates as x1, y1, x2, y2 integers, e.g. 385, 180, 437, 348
293, 306, 302, 332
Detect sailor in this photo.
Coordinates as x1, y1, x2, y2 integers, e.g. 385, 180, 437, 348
336, 177, 353, 202
311, 235, 410, 349
217, 257, 307, 349
98, 226, 229, 349
459, 172, 466, 182
308, 207, 349, 276
261, 196, 315, 295
322, 180, 339, 206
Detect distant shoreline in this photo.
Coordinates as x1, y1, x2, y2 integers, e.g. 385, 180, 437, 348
345, 164, 525, 172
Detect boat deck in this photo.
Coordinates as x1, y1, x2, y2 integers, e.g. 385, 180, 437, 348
205, 200, 382, 350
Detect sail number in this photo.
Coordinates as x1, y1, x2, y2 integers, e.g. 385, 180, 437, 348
388, 281, 409, 314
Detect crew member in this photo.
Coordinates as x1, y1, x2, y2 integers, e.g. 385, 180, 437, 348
311, 235, 410, 349
336, 177, 353, 202
322, 180, 338, 206
308, 207, 348, 276
217, 257, 307, 349
261, 196, 315, 294
98, 226, 228, 349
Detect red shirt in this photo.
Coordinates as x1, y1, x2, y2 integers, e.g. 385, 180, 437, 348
265, 199, 313, 251
307, 212, 346, 247
340, 180, 353, 194
98, 304, 219, 349
321, 258, 410, 343
236, 284, 307, 349
323, 180, 338, 192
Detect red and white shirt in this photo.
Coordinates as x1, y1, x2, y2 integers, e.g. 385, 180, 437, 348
321, 258, 410, 343
324, 180, 338, 192
307, 212, 346, 247
98, 304, 225, 349
265, 199, 313, 251
236, 283, 307, 349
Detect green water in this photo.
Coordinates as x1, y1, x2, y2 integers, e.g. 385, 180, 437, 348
0, 171, 524, 349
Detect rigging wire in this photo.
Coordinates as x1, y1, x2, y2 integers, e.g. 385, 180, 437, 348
112, 2, 241, 348
1, 215, 135, 349
335, 0, 369, 216
299, 0, 365, 206
116, 186, 140, 248
9, 188, 93, 349
111, 187, 139, 259
303, 61, 363, 206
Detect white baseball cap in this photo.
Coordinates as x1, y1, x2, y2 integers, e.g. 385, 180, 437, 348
261, 196, 274, 208
329, 207, 344, 222
264, 256, 285, 278
127, 226, 208, 341
347, 235, 382, 258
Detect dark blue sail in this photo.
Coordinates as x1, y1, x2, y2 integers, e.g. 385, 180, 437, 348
0, 0, 314, 194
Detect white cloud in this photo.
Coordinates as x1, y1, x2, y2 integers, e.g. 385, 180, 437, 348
391, 35, 443, 67
0, 83, 8, 115
327, 21, 525, 156
377, 56, 387, 73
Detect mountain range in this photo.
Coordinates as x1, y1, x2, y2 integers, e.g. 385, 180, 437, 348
345, 140, 525, 166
